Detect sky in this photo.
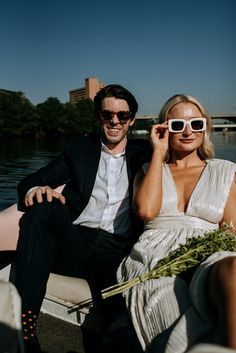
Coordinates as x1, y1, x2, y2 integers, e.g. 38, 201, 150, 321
1, 0, 235, 116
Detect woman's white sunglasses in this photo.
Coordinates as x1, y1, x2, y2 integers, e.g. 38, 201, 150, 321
168, 118, 206, 133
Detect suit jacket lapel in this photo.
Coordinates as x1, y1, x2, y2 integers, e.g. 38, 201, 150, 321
82, 135, 101, 202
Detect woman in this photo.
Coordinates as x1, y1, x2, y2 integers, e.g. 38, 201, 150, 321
104, 94, 236, 353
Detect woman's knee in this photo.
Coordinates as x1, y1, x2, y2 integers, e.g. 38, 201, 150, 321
210, 256, 236, 285
208, 256, 236, 308
207, 256, 236, 336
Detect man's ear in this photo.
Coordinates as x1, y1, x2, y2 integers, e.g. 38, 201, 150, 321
129, 118, 136, 127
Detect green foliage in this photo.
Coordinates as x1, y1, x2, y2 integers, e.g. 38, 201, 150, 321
36, 97, 66, 135
0, 91, 98, 137
74, 99, 99, 134
102, 227, 236, 299
0, 91, 38, 136
132, 119, 153, 133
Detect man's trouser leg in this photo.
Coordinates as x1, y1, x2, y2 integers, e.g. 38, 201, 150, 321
14, 199, 92, 349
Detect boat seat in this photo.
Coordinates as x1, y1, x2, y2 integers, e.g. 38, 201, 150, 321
0, 262, 97, 328
43, 273, 94, 326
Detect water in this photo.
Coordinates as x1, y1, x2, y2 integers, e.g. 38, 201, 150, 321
0, 137, 65, 211
0, 132, 236, 211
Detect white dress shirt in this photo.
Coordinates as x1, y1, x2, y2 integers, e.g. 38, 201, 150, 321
73, 143, 131, 234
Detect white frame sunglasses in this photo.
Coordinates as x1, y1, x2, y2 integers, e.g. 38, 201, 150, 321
168, 117, 207, 133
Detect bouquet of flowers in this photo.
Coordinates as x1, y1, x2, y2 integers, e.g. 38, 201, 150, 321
102, 227, 236, 299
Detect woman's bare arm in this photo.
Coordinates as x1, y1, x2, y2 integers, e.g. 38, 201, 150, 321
220, 174, 236, 230
132, 123, 168, 222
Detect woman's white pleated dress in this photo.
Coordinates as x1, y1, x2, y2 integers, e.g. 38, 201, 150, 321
117, 159, 236, 353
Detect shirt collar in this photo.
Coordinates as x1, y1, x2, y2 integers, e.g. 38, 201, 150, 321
101, 140, 126, 157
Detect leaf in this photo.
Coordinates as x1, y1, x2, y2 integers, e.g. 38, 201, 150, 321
102, 227, 236, 299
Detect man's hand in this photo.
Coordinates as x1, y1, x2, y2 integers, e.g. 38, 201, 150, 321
24, 186, 66, 207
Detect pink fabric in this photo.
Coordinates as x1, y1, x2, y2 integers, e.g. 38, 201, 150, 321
0, 204, 22, 250
0, 185, 65, 251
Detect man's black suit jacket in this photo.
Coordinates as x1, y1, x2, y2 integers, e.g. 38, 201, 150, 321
17, 133, 152, 238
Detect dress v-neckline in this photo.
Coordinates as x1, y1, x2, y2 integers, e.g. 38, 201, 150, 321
165, 161, 208, 214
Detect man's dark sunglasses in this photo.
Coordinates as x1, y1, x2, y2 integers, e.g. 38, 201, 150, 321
100, 110, 132, 122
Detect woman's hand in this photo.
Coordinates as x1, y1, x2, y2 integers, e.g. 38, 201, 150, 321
150, 123, 169, 158
133, 123, 169, 221
24, 186, 66, 207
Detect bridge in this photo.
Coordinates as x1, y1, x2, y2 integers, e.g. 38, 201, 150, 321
135, 114, 236, 130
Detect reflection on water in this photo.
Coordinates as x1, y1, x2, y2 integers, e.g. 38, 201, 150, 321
0, 137, 65, 210
0, 132, 236, 211
211, 131, 236, 161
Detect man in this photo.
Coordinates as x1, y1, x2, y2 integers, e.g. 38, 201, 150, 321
15, 84, 151, 352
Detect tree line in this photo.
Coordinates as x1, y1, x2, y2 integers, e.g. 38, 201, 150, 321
0, 90, 152, 137
0, 91, 99, 137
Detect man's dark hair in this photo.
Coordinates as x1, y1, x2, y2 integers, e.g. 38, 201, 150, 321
94, 84, 138, 119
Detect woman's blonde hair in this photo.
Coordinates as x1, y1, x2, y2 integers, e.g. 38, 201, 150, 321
158, 94, 215, 161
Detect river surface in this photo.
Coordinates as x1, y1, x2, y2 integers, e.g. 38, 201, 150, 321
0, 131, 236, 211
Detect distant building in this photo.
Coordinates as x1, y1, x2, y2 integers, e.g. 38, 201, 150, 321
0, 89, 26, 101
0, 89, 18, 95
69, 77, 104, 104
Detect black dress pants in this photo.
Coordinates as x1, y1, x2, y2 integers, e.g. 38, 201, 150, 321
102, 304, 144, 353
14, 198, 134, 329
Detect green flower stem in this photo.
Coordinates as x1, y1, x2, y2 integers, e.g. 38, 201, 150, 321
102, 227, 236, 299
